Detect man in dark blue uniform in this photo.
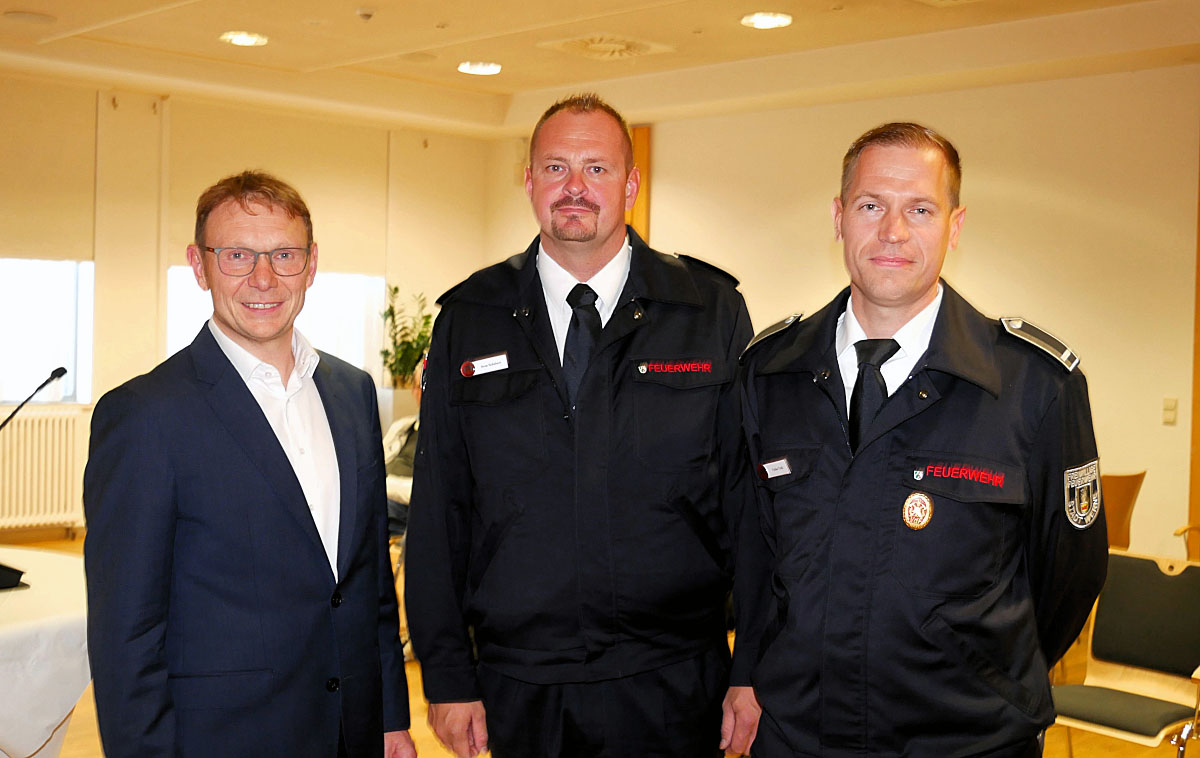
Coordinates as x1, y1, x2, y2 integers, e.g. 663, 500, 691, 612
406, 93, 761, 758
739, 123, 1107, 757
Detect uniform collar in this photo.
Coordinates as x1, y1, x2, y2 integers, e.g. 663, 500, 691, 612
621, 226, 703, 308
536, 234, 631, 322
440, 225, 703, 312
755, 280, 1002, 397
921, 282, 1002, 397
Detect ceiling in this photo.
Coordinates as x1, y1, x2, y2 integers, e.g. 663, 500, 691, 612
0, 0, 1196, 135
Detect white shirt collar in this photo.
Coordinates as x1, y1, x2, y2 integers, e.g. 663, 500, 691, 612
536, 235, 632, 325
207, 319, 320, 384
835, 283, 944, 404
836, 283, 944, 364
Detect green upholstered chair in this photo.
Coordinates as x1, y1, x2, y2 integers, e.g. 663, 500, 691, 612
1052, 551, 1200, 757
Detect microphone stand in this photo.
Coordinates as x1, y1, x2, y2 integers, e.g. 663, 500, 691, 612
0, 367, 68, 588
0, 368, 67, 434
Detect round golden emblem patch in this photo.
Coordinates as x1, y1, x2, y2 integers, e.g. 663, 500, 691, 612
902, 492, 934, 530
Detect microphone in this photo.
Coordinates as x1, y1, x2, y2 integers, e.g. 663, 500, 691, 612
0, 367, 68, 434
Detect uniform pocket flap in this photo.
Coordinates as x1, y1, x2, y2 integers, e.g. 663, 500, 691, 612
903, 452, 1025, 505
451, 367, 540, 406
756, 445, 821, 492
629, 357, 729, 388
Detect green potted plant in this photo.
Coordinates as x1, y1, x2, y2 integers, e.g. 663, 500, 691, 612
381, 287, 433, 389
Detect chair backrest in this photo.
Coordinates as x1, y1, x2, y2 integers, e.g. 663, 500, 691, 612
1091, 552, 1200, 678
1101, 471, 1146, 550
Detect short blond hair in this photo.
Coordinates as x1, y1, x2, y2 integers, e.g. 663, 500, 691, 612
842, 122, 962, 207
529, 93, 633, 171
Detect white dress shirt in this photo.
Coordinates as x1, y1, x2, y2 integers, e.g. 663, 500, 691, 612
208, 320, 341, 578
835, 284, 944, 410
537, 236, 633, 362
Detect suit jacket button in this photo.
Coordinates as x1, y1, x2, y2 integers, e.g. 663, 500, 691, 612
326, 677, 340, 692
331, 590, 343, 608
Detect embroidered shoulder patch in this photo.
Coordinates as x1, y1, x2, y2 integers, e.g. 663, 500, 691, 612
1064, 459, 1101, 529
1001, 317, 1080, 372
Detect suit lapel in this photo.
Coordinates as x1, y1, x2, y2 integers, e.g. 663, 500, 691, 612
188, 326, 330, 571
312, 359, 359, 581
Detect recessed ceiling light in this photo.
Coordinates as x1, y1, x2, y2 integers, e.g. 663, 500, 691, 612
457, 61, 501, 76
740, 12, 793, 29
3, 10, 56, 24
219, 30, 268, 47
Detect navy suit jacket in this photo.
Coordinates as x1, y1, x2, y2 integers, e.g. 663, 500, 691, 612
84, 325, 409, 757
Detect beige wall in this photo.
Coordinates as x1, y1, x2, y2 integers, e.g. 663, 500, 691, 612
0, 76, 95, 261
484, 136, 540, 262
93, 90, 164, 394
168, 100, 391, 276
0, 73, 495, 402
649, 65, 1200, 558
388, 130, 492, 305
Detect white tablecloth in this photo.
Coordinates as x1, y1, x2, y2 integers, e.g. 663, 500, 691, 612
0, 546, 90, 758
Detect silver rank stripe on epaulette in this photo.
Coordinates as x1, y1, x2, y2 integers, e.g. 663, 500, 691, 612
1000, 317, 1080, 372
744, 313, 803, 354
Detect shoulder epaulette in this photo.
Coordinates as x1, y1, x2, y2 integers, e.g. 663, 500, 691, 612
675, 253, 739, 287
1000, 317, 1080, 372
436, 281, 464, 305
744, 313, 803, 355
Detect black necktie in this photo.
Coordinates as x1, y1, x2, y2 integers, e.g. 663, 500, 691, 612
849, 338, 899, 454
563, 283, 601, 409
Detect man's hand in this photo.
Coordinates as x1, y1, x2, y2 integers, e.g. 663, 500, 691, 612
428, 701, 489, 758
719, 685, 761, 756
385, 730, 418, 758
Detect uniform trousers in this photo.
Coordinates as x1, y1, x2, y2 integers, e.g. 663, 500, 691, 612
478, 644, 729, 758
750, 715, 1043, 758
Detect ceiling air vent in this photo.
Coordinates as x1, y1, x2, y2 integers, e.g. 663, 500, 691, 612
538, 35, 673, 61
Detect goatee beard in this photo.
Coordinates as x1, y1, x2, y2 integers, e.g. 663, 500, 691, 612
551, 219, 597, 242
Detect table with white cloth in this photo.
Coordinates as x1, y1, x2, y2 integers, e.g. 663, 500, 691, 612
0, 546, 90, 758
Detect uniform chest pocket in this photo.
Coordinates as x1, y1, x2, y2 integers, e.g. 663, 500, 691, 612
451, 367, 546, 485
890, 452, 1026, 599
630, 357, 728, 471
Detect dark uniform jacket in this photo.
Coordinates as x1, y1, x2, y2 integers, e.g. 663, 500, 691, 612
406, 227, 756, 703
739, 283, 1107, 757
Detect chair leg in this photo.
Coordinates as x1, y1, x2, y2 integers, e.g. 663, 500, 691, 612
1170, 687, 1200, 757
1170, 721, 1195, 757
1064, 725, 1074, 758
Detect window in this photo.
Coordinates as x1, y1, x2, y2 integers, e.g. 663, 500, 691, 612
165, 266, 386, 381
0, 259, 93, 404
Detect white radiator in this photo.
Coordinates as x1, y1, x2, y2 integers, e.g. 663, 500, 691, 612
0, 405, 89, 529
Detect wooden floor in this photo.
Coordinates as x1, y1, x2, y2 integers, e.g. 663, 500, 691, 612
10, 533, 1186, 757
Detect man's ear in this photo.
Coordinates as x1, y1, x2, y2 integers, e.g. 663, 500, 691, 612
187, 245, 210, 291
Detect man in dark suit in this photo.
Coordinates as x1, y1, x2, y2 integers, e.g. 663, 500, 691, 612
83, 171, 416, 758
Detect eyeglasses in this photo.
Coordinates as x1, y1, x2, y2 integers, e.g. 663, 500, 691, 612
203, 246, 311, 277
